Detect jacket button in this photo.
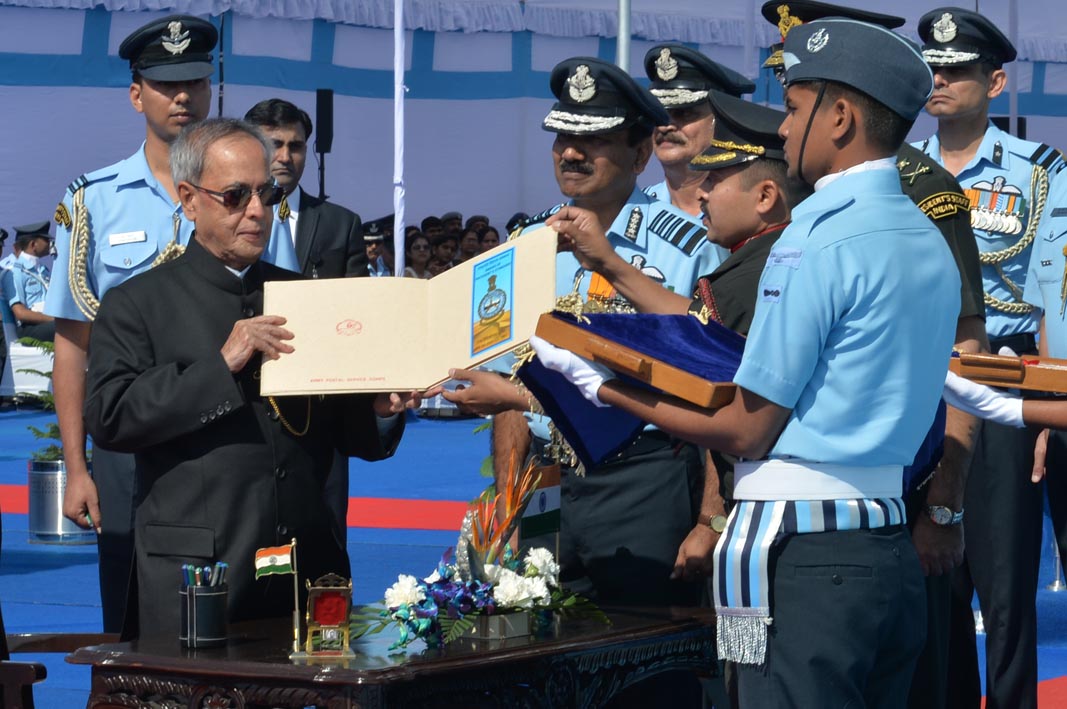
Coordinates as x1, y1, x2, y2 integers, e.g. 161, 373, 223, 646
831, 573, 843, 586
209, 412, 216, 421
199, 413, 208, 424
216, 404, 225, 415
224, 401, 232, 412
277, 525, 288, 536
275, 466, 287, 480
243, 307, 255, 318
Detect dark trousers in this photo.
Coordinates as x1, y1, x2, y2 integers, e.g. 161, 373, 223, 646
93, 446, 138, 634
906, 522, 953, 709
736, 526, 926, 709
323, 451, 350, 548
560, 433, 704, 708
947, 422, 1041, 709
1045, 430, 1067, 580
560, 434, 704, 606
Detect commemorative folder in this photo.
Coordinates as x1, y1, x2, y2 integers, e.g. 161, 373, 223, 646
518, 311, 745, 470
949, 352, 1067, 394
259, 226, 557, 395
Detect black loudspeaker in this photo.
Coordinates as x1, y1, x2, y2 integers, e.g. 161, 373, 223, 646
316, 88, 334, 154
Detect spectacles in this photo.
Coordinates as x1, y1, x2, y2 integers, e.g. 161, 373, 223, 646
410, 244, 430, 252
191, 182, 285, 210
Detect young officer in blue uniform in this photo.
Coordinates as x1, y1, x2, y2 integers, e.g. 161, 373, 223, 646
446, 57, 723, 706
5, 222, 55, 342
914, 9, 1067, 707
533, 19, 960, 707
43, 15, 217, 633
640, 44, 754, 217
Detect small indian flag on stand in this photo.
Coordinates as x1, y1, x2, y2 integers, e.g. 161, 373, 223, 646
254, 543, 294, 579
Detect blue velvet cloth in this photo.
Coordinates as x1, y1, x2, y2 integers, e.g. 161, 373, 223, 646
518, 312, 745, 470
520, 312, 945, 484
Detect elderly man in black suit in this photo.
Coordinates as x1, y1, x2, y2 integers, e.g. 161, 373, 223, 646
84, 118, 413, 638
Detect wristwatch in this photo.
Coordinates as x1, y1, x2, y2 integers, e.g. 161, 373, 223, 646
704, 513, 728, 534
926, 505, 964, 526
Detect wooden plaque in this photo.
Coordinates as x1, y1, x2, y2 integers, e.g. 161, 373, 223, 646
534, 313, 737, 409
949, 352, 1067, 394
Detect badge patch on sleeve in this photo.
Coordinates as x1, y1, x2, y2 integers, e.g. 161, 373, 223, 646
766, 247, 803, 269
761, 285, 783, 303
54, 202, 72, 229
917, 191, 970, 220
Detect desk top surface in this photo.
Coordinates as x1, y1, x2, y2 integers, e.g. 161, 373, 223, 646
68, 606, 715, 685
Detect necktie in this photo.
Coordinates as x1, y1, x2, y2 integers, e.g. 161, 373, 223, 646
265, 197, 299, 272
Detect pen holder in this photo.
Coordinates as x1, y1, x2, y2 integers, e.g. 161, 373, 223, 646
180, 583, 228, 648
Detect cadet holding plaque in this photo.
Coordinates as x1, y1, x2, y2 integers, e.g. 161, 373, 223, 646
532, 20, 960, 707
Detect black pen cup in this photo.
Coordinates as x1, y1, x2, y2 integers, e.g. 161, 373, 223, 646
180, 583, 228, 648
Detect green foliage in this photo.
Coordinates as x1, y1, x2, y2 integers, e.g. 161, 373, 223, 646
14, 338, 61, 458
478, 454, 495, 478
440, 616, 475, 644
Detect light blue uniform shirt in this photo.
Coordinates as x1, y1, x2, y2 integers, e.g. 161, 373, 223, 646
916, 123, 1063, 338
0, 253, 16, 272
8, 253, 50, 311
524, 186, 725, 304
45, 145, 194, 322
516, 186, 725, 438
734, 167, 960, 466
1022, 155, 1067, 356
642, 180, 669, 204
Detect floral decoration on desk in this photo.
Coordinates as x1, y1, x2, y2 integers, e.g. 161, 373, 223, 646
352, 458, 607, 650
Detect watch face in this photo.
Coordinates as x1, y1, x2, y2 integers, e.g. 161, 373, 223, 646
929, 506, 951, 525
710, 515, 728, 533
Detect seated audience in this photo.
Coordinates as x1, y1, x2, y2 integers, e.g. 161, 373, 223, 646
479, 225, 501, 252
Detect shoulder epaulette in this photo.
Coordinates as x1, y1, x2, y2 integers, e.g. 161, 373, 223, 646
65, 174, 88, 196
524, 204, 563, 227
1031, 143, 1066, 174
66, 164, 122, 196
647, 209, 708, 256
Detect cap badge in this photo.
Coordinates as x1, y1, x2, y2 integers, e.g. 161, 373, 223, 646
776, 5, 803, 40
162, 21, 191, 56
567, 65, 596, 103
932, 13, 958, 43
655, 48, 679, 81
807, 28, 829, 53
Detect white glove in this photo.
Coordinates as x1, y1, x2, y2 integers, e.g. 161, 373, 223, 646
942, 370, 1025, 428
529, 335, 616, 407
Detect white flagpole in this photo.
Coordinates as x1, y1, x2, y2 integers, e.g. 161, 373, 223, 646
616, 0, 631, 70
393, 0, 407, 275
290, 538, 300, 653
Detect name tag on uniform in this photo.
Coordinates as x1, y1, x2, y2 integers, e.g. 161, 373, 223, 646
109, 230, 147, 246
767, 247, 803, 269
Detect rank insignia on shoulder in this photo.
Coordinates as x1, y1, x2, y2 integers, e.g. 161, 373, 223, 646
54, 202, 72, 229
648, 210, 707, 255
624, 207, 643, 241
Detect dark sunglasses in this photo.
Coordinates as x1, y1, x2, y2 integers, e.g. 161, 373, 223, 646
191, 182, 285, 210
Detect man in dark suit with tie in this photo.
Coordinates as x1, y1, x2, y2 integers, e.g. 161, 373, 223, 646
244, 99, 366, 279
245, 98, 367, 538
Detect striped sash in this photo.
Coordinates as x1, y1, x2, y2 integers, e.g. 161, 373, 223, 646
713, 497, 906, 665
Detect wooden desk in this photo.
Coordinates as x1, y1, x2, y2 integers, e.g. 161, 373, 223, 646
68, 607, 716, 708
